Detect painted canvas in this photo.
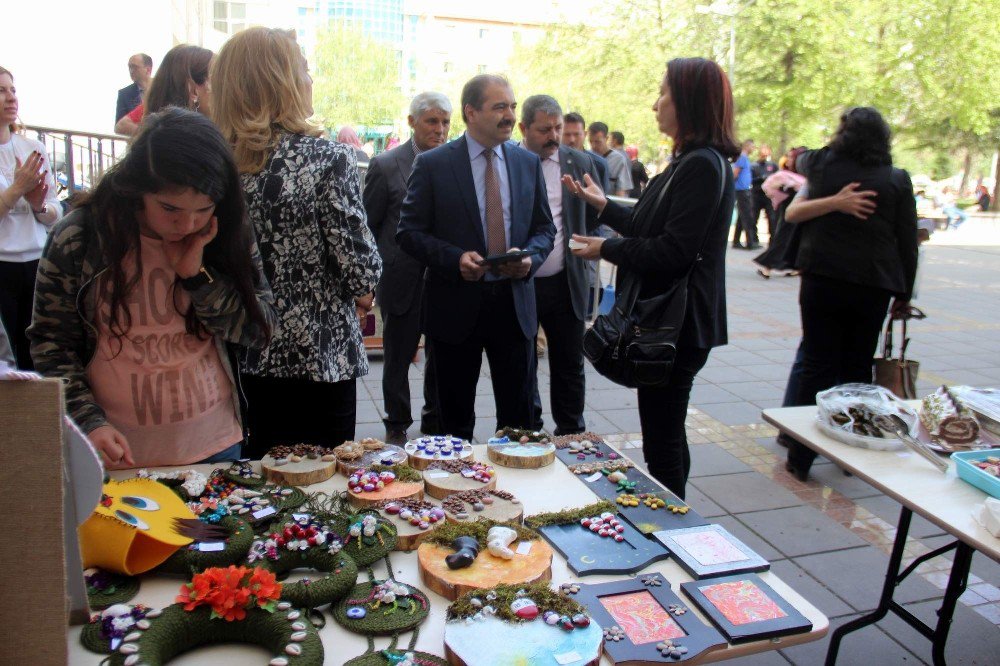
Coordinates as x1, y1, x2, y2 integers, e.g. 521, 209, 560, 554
599, 591, 685, 644
653, 524, 769, 578
699, 580, 787, 625
671, 530, 748, 567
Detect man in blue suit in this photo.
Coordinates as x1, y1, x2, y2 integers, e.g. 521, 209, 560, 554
397, 74, 555, 441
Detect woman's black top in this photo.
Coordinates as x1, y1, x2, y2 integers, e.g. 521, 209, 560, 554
598, 148, 735, 349
797, 148, 918, 301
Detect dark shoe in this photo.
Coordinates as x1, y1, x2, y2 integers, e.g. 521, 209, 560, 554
732, 242, 745, 249
784, 460, 809, 482
385, 428, 408, 445
756, 268, 770, 280
746, 242, 762, 250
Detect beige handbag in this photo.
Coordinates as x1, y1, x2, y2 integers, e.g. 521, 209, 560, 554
873, 307, 925, 399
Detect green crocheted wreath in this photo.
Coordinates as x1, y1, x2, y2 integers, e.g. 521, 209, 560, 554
106, 603, 323, 665
330, 511, 398, 568
223, 460, 267, 488
154, 516, 255, 575
332, 580, 430, 636
344, 649, 449, 666
80, 604, 152, 655
85, 569, 140, 610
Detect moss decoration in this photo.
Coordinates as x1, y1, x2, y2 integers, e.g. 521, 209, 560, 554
524, 500, 618, 529
495, 426, 550, 443
424, 518, 538, 548
447, 582, 585, 623
367, 463, 423, 483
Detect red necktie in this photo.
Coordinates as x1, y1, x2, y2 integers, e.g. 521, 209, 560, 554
484, 148, 506, 256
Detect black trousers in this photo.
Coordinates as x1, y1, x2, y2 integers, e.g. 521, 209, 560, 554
0, 259, 39, 370
239, 373, 357, 460
380, 296, 439, 434
427, 281, 534, 441
752, 190, 777, 239
530, 271, 586, 435
786, 274, 891, 473
731, 190, 757, 246
637, 345, 711, 500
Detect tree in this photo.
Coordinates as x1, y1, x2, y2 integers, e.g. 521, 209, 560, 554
312, 24, 404, 130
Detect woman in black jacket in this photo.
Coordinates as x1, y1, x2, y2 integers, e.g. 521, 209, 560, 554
784, 107, 918, 480
565, 57, 738, 498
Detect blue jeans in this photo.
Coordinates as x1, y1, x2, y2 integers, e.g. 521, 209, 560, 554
197, 442, 243, 464
943, 205, 966, 228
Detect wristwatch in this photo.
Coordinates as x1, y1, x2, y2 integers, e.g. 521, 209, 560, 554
179, 266, 214, 290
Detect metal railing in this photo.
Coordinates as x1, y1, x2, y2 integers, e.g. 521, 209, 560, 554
25, 125, 129, 197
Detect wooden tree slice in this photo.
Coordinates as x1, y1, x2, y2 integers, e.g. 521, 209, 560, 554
347, 481, 424, 509
442, 489, 523, 524
261, 455, 337, 486
486, 441, 556, 469
423, 465, 497, 500
336, 444, 407, 476
374, 500, 445, 551
404, 436, 475, 470
417, 539, 553, 600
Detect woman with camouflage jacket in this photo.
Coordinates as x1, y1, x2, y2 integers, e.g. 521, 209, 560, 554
28, 108, 276, 469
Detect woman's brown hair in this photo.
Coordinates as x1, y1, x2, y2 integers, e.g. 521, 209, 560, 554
144, 45, 213, 114
666, 57, 739, 159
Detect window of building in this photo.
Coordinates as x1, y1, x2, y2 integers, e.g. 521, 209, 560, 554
213, 1, 246, 34
479, 28, 488, 38
477, 64, 487, 74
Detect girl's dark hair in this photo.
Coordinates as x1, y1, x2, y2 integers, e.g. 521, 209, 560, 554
84, 107, 270, 346
144, 45, 213, 114
829, 107, 893, 167
665, 57, 740, 159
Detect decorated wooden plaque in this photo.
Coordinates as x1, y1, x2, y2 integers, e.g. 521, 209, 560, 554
404, 435, 475, 470
573, 573, 727, 663
261, 454, 336, 486
334, 439, 408, 476
441, 488, 523, 524
346, 464, 425, 508
486, 428, 555, 469
375, 499, 446, 551
423, 460, 497, 499
552, 432, 620, 466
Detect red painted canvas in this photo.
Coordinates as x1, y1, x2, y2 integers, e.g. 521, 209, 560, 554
599, 591, 685, 644
698, 580, 787, 626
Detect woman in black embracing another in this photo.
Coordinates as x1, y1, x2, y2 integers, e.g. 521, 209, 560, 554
565, 57, 738, 498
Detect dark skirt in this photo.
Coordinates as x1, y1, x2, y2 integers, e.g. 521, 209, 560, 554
754, 200, 800, 271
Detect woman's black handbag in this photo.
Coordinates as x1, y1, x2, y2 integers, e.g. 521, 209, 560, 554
582, 149, 727, 389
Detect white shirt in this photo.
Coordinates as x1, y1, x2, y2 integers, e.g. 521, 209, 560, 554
0, 134, 63, 262
534, 150, 565, 278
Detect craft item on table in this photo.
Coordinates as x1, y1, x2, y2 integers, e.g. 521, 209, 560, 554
329, 511, 399, 568
347, 464, 424, 508
446, 536, 481, 569
653, 524, 770, 579
573, 573, 726, 663
155, 515, 255, 575
417, 520, 552, 600
551, 432, 619, 465
223, 460, 267, 487
487, 428, 555, 468
332, 579, 430, 636
335, 438, 408, 475
404, 435, 475, 470
444, 582, 602, 666
79, 478, 225, 575
422, 459, 497, 499
343, 649, 449, 666
247, 513, 359, 609
378, 499, 446, 551
263, 444, 338, 485
609, 485, 707, 534
80, 603, 151, 654
84, 568, 140, 610
567, 458, 632, 476
187, 496, 229, 524
681, 573, 813, 644
135, 469, 208, 501
526, 501, 670, 576
920, 385, 981, 448
265, 484, 309, 513
219, 486, 280, 527
575, 463, 662, 502
441, 487, 524, 524
103, 565, 323, 665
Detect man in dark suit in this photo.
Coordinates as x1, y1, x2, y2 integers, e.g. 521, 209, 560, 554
115, 53, 152, 125
397, 74, 555, 441
364, 92, 452, 444
518, 95, 602, 435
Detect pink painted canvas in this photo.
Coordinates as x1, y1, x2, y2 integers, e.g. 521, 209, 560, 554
671, 531, 748, 566
699, 580, 787, 626
599, 591, 685, 644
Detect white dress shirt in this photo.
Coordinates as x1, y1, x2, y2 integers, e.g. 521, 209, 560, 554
534, 150, 565, 278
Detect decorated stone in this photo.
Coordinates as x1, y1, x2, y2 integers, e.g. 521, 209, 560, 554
404, 435, 475, 470
376, 498, 446, 551
441, 488, 523, 524
262, 444, 337, 486
487, 428, 555, 469
444, 583, 602, 666
347, 464, 424, 508
417, 521, 553, 600
551, 432, 619, 465
332, 580, 430, 636
422, 459, 497, 499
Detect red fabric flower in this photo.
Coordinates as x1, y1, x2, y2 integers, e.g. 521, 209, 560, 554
176, 566, 283, 621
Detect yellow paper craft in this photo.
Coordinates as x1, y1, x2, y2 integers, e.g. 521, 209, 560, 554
79, 477, 195, 575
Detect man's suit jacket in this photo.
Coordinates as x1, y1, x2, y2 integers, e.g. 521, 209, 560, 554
397, 135, 555, 344
115, 82, 142, 123
587, 150, 612, 193
554, 145, 603, 320
363, 139, 424, 316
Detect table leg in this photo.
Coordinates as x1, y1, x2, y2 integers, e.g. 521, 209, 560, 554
930, 541, 974, 666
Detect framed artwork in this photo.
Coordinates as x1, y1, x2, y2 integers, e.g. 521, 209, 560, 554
680, 573, 812, 643
652, 524, 769, 579
536, 518, 669, 576
573, 573, 726, 663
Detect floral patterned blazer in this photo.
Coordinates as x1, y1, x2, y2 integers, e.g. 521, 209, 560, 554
239, 132, 382, 383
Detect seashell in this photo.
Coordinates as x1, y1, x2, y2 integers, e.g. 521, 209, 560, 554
269, 658, 290, 666
291, 621, 306, 631
124, 656, 140, 666
277, 602, 292, 610
287, 610, 301, 620
243, 490, 262, 498
124, 632, 142, 642
285, 643, 303, 656
290, 455, 302, 463
119, 643, 139, 655
290, 631, 308, 642
135, 619, 150, 630
281, 488, 293, 496
238, 507, 250, 514
144, 609, 162, 618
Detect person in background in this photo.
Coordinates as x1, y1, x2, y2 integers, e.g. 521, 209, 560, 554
753, 146, 808, 279
29, 108, 276, 469
0, 66, 63, 370
213, 27, 381, 458
783, 107, 918, 481
731, 138, 758, 249
116, 45, 213, 136
364, 91, 451, 444
566, 57, 738, 499
975, 184, 991, 212
115, 53, 153, 127
337, 126, 371, 166
626, 145, 648, 198
939, 186, 967, 229
751, 144, 780, 241
588, 121, 633, 196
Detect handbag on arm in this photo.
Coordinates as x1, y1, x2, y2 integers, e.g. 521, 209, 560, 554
582, 148, 727, 388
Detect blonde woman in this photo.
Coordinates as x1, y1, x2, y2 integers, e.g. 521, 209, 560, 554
212, 27, 382, 458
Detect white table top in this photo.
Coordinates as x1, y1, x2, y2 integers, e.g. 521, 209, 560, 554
67, 444, 828, 664
763, 405, 1000, 563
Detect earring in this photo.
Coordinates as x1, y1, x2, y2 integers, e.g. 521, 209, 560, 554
192, 96, 200, 111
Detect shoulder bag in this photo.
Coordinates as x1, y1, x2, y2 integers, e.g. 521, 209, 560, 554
873, 305, 925, 399
582, 149, 727, 388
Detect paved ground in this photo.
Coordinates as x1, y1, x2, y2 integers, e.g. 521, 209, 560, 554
356, 227, 1000, 664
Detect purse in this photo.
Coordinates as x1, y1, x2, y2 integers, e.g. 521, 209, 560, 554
872, 306, 925, 399
582, 149, 727, 389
